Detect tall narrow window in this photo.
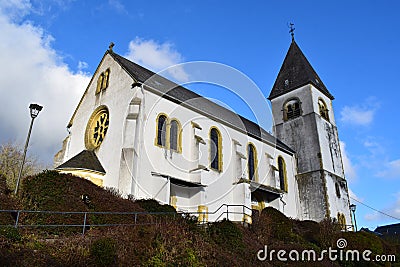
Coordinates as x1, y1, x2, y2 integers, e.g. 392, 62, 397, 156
278, 156, 288, 192
156, 114, 167, 147
210, 127, 222, 171
95, 68, 111, 94
102, 68, 110, 90
318, 98, 329, 121
247, 143, 257, 181
170, 119, 180, 151
284, 99, 301, 120
96, 73, 104, 94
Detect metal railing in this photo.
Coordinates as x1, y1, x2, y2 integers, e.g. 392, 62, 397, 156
0, 204, 252, 235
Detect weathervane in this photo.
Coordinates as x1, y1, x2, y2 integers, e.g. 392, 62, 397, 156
288, 22, 295, 41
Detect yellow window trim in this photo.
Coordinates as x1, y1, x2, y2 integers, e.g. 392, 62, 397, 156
95, 68, 111, 95
84, 105, 109, 150
247, 142, 259, 183
154, 113, 182, 154
277, 156, 288, 192
318, 97, 330, 122
209, 126, 223, 172
169, 118, 182, 153
154, 113, 169, 149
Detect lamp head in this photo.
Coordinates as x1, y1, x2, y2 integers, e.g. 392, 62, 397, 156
350, 204, 356, 213
29, 103, 43, 118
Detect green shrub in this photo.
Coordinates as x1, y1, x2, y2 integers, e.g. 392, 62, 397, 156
208, 219, 244, 251
135, 199, 176, 213
0, 227, 21, 242
90, 237, 117, 267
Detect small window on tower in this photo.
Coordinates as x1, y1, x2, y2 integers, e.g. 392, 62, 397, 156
318, 98, 330, 121
284, 99, 301, 121
335, 183, 341, 198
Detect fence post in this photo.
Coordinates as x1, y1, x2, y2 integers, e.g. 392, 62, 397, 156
226, 205, 229, 221
134, 213, 137, 225
14, 211, 20, 229
82, 212, 87, 235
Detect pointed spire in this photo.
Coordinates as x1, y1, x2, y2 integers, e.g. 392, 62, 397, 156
268, 40, 334, 100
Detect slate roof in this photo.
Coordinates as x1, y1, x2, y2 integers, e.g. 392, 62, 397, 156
109, 51, 295, 154
268, 40, 334, 100
375, 223, 400, 235
56, 150, 106, 174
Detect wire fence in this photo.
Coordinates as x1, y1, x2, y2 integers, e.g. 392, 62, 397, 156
0, 204, 252, 235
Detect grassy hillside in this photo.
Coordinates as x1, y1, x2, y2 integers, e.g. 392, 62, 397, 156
0, 171, 399, 266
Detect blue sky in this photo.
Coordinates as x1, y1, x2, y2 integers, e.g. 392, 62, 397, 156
0, 0, 399, 230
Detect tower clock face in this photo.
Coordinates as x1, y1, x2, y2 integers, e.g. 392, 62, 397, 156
85, 107, 109, 150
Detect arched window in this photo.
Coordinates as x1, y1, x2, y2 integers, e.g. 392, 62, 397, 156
102, 68, 110, 90
95, 68, 111, 94
96, 73, 104, 94
247, 143, 257, 181
318, 98, 329, 121
284, 99, 301, 120
278, 156, 288, 192
169, 119, 181, 152
156, 114, 167, 147
210, 127, 222, 171
337, 213, 346, 230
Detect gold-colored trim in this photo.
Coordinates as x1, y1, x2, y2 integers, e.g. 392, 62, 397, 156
209, 126, 223, 172
154, 113, 168, 148
318, 97, 330, 122
277, 156, 288, 192
84, 106, 110, 150
247, 142, 259, 183
169, 118, 182, 153
198, 205, 208, 223
95, 68, 111, 95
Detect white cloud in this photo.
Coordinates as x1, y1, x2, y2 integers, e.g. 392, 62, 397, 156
77, 61, 89, 72
340, 141, 357, 182
0, 2, 90, 164
125, 37, 189, 83
0, 0, 31, 21
377, 159, 400, 179
108, 0, 126, 13
340, 97, 379, 126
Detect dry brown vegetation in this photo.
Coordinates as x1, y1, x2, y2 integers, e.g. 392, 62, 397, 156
0, 171, 399, 266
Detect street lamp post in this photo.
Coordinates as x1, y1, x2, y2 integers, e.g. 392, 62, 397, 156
350, 204, 357, 232
14, 103, 43, 195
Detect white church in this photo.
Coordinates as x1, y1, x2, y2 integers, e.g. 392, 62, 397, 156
54, 36, 352, 226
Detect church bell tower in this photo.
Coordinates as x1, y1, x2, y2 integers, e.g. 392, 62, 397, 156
269, 34, 352, 225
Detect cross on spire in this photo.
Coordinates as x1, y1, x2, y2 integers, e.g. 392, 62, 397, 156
289, 23, 295, 41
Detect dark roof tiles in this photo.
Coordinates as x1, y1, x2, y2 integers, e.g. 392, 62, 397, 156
56, 150, 106, 174
269, 40, 334, 100
109, 51, 295, 154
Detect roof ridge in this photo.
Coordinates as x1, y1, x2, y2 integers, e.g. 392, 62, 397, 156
109, 51, 295, 154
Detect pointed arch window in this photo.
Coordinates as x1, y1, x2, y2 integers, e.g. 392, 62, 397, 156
278, 156, 288, 192
284, 99, 301, 121
247, 143, 258, 181
156, 114, 167, 147
318, 98, 330, 121
210, 127, 222, 171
